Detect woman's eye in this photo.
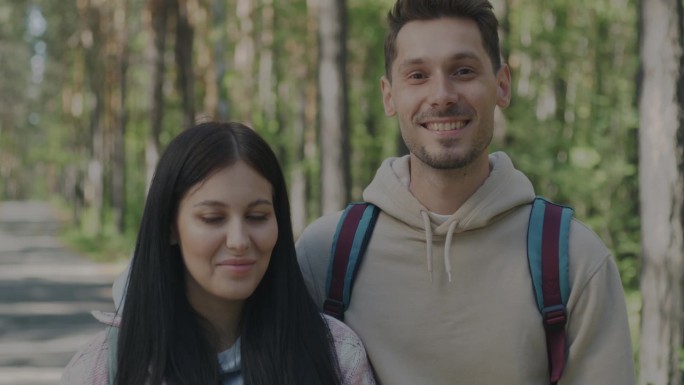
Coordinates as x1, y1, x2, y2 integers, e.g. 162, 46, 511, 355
246, 214, 269, 222
200, 216, 224, 224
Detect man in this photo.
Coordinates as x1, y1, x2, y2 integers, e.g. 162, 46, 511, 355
295, 0, 636, 384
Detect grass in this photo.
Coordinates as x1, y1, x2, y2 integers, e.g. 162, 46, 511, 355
625, 289, 641, 367
61, 227, 134, 262
52, 199, 134, 263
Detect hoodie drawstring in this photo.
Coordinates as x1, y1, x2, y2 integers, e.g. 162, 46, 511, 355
421, 210, 458, 283
443, 221, 458, 283
420, 211, 434, 281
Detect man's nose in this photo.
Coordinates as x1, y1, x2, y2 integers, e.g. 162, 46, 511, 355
428, 73, 459, 108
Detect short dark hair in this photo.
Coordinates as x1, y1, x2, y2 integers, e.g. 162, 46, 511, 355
384, 0, 502, 80
117, 122, 341, 384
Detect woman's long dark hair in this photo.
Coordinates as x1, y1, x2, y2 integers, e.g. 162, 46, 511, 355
116, 122, 342, 385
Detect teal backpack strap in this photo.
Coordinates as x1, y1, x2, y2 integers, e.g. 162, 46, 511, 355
527, 197, 573, 385
106, 326, 119, 385
324, 202, 380, 321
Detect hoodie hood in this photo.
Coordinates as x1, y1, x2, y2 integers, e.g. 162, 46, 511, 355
363, 151, 535, 233
362, 151, 535, 281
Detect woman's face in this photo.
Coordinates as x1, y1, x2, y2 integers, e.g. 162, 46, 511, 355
175, 160, 278, 313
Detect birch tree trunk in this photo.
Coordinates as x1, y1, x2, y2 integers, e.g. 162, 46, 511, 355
638, 0, 684, 384
81, 1, 105, 235
318, 0, 349, 214
258, 0, 276, 132
232, 0, 255, 124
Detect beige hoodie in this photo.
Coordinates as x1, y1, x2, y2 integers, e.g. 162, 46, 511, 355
296, 151, 635, 385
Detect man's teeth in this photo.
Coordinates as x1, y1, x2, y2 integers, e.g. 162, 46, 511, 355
425, 121, 467, 131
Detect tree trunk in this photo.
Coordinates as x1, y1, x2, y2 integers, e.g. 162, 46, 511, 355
489, 0, 508, 145
258, 0, 276, 133
145, 0, 170, 193
174, 0, 195, 128
279, 0, 315, 235
232, 0, 255, 124
290, 86, 308, 237
213, 0, 229, 120
83, 3, 105, 235
637, 0, 684, 384
112, 0, 128, 233
318, 0, 349, 214
199, 0, 222, 119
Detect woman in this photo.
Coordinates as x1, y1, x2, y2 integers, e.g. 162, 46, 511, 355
61, 122, 375, 385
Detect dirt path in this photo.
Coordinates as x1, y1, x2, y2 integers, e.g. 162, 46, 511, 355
0, 201, 124, 385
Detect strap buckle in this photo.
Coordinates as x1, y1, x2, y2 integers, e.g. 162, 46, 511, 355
542, 304, 567, 327
323, 298, 345, 321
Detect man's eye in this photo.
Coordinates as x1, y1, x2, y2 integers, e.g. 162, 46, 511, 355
408, 72, 426, 80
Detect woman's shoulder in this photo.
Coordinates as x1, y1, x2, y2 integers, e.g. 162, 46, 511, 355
323, 314, 363, 348
92, 311, 120, 326
322, 314, 377, 385
60, 327, 111, 385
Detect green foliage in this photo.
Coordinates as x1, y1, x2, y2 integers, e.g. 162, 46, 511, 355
503, 0, 640, 289
347, 0, 397, 199
624, 289, 640, 358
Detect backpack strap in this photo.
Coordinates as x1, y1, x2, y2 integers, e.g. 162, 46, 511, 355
106, 326, 119, 384
527, 197, 573, 385
323, 203, 380, 321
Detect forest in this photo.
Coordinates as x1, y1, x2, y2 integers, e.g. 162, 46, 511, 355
0, 0, 682, 383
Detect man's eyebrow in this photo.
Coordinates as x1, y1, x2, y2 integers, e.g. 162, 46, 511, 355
397, 51, 483, 71
397, 58, 426, 72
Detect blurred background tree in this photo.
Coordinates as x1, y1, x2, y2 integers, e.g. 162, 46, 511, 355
637, 0, 684, 383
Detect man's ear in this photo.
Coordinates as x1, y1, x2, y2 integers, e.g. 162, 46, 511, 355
381, 76, 396, 117
496, 64, 512, 108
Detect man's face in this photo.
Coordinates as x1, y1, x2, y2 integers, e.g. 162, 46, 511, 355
381, 17, 511, 170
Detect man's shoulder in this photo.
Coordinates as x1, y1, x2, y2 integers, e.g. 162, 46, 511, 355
568, 217, 610, 257
563, 216, 619, 298
296, 210, 346, 265
521, 198, 610, 261
297, 210, 346, 245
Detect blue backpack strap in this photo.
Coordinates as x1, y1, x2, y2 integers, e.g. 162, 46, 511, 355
324, 203, 380, 321
528, 196, 573, 385
106, 326, 119, 384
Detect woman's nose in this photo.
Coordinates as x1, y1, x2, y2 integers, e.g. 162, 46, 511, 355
225, 221, 249, 254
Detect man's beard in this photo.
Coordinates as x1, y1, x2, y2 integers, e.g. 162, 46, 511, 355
404, 104, 491, 169
408, 135, 491, 170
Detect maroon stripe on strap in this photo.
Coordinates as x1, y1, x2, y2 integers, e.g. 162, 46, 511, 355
328, 205, 367, 301
540, 202, 566, 383
541, 204, 562, 308
548, 327, 566, 384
